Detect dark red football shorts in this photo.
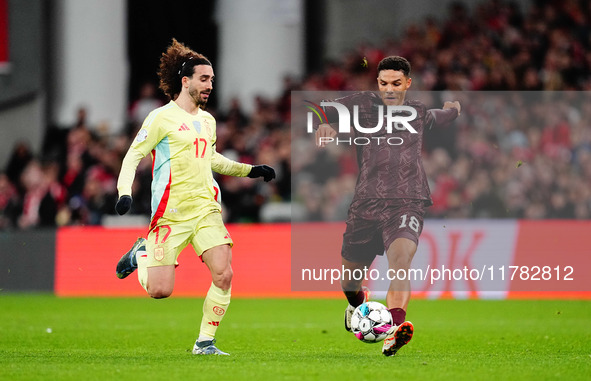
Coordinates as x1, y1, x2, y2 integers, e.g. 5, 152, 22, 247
341, 198, 426, 263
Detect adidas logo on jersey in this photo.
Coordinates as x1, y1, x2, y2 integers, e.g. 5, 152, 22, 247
178, 123, 190, 131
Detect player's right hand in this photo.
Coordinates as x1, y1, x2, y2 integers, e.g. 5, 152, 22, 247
115, 195, 132, 215
316, 123, 337, 147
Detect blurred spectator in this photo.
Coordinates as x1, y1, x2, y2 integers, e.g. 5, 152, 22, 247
224, 97, 249, 129
0, 173, 20, 229
5, 141, 33, 190
16, 160, 60, 229
128, 82, 164, 127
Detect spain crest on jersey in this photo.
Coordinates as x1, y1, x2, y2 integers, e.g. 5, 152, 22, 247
193, 121, 201, 133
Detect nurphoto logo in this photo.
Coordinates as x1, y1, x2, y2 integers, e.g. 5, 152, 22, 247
305, 99, 418, 146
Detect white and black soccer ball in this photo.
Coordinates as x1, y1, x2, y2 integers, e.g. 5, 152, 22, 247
351, 301, 393, 343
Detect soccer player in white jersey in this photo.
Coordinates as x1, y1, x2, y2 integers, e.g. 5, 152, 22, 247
114, 39, 275, 355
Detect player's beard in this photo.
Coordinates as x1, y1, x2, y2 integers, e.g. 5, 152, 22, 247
189, 86, 210, 109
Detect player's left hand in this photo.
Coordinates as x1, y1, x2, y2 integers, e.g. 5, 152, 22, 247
248, 165, 276, 182
443, 101, 461, 115
115, 195, 133, 215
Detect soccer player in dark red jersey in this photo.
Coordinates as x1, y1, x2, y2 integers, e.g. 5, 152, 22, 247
315, 56, 460, 356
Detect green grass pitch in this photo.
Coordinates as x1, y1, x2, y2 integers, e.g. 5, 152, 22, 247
0, 295, 590, 380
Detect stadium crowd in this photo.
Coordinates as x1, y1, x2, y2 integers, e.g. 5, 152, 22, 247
1, 0, 590, 229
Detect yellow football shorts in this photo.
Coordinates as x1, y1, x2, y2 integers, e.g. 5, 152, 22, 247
145, 211, 233, 267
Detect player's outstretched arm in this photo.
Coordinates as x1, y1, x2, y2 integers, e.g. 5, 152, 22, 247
211, 150, 254, 177
211, 151, 276, 182
316, 123, 337, 147
427, 101, 461, 129
115, 147, 145, 215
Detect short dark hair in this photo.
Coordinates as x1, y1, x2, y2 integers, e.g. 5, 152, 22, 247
377, 56, 411, 77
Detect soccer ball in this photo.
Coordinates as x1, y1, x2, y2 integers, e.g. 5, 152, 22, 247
351, 301, 393, 343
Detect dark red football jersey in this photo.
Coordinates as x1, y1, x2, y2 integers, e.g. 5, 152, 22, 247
323, 92, 457, 206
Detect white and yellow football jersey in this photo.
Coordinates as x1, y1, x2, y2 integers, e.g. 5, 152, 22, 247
117, 100, 251, 226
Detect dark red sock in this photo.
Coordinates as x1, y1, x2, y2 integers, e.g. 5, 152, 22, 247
345, 290, 365, 307
389, 308, 406, 326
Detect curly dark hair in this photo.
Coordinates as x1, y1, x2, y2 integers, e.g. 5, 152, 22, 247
157, 38, 212, 100
377, 56, 411, 77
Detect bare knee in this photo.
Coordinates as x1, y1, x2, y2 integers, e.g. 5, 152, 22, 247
146, 265, 175, 299
202, 244, 233, 291
389, 254, 413, 270
147, 284, 173, 299
212, 267, 233, 291
387, 239, 417, 270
